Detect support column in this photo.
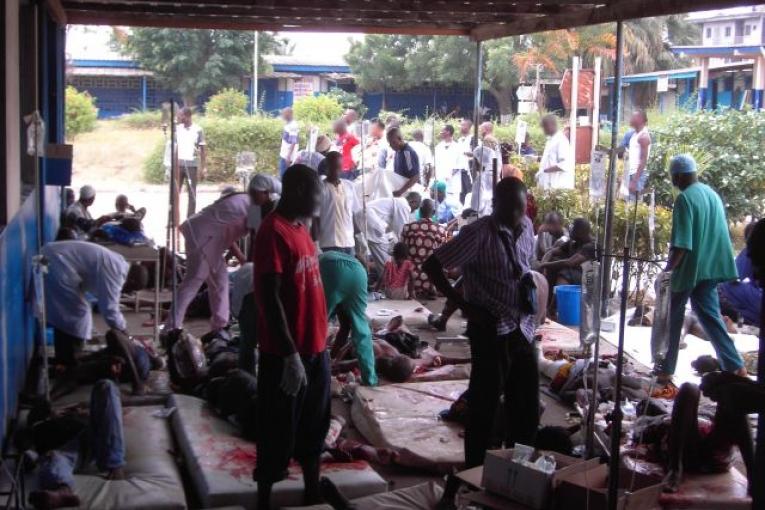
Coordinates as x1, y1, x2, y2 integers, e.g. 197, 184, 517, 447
569, 56, 579, 167
753, 55, 764, 111
472, 41, 483, 149
698, 57, 710, 110
592, 57, 602, 152
141, 75, 147, 111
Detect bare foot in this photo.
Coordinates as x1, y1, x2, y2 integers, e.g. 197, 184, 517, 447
734, 367, 749, 378
29, 486, 81, 509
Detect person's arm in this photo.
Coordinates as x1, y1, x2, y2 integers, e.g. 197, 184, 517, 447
423, 255, 493, 323
545, 136, 571, 173
665, 248, 686, 272
539, 252, 589, 271
228, 243, 246, 265
260, 273, 299, 356
393, 174, 418, 197
407, 267, 416, 300
666, 195, 692, 272
98, 266, 129, 334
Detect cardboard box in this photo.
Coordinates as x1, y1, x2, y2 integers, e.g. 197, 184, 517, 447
480, 449, 599, 509
553, 463, 663, 510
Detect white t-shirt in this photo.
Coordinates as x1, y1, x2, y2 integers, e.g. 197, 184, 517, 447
409, 141, 433, 170
279, 120, 299, 160
177, 123, 205, 163
435, 140, 462, 196
362, 197, 412, 244
293, 150, 325, 171
456, 134, 473, 171
318, 179, 361, 249
537, 131, 574, 190
628, 127, 650, 175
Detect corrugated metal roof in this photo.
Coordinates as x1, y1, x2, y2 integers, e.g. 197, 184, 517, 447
69, 66, 153, 77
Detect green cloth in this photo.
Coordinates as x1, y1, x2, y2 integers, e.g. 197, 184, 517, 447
670, 182, 737, 292
318, 251, 378, 386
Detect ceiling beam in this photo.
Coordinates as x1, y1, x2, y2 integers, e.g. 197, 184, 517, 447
65, 10, 472, 35
471, 0, 760, 40
45, 0, 68, 24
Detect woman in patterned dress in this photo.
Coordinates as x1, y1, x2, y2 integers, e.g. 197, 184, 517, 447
401, 199, 447, 299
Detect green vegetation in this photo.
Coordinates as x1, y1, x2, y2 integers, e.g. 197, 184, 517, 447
292, 94, 344, 124
65, 86, 98, 137
205, 88, 249, 118
116, 109, 163, 129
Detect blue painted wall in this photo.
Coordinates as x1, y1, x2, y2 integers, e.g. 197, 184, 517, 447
0, 187, 60, 447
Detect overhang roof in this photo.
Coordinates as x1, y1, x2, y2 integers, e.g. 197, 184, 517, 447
57, 0, 764, 41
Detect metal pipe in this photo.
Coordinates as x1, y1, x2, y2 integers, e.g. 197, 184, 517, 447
600, 20, 624, 317
169, 101, 178, 328
472, 41, 483, 150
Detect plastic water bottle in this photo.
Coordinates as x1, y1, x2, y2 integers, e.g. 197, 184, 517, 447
534, 454, 557, 474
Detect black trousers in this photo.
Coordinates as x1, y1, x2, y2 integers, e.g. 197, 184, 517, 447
53, 328, 84, 367
465, 321, 539, 468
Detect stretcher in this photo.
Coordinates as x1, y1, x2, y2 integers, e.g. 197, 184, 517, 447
351, 380, 467, 473
169, 394, 388, 509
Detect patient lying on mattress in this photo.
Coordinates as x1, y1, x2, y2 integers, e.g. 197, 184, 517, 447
26, 380, 127, 510
205, 369, 399, 466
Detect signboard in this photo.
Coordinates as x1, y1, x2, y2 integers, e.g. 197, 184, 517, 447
560, 69, 596, 110
292, 78, 314, 98
589, 149, 607, 201
656, 75, 669, 93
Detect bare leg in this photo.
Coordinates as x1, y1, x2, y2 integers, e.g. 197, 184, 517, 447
29, 485, 81, 510
665, 383, 701, 492
301, 456, 322, 506
257, 481, 273, 510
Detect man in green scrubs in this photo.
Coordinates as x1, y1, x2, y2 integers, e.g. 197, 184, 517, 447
318, 250, 378, 386
657, 154, 746, 384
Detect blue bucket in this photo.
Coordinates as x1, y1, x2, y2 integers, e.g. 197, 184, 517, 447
555, 285, 582, 326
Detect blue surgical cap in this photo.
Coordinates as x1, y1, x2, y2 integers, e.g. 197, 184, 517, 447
669, 154, 697, 175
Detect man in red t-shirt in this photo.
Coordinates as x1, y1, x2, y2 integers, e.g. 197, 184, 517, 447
252, 164, 329, 508
333, 119, 359, 179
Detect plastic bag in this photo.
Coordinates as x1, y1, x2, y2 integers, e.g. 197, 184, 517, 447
25, 111, 45, 157
650, 271, 672, 366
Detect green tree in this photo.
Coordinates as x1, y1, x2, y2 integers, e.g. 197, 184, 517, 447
65, 86, 98, 137
114, 28, 288, 106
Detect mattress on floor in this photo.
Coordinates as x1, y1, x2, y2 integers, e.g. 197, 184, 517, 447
351, 381, 467, 473
366, 299, 432, 330
536, 320, 591, 354
51, 371, 171, 409
169, 394, 388, 509
73, 405, 187, 509
284, 481, 443, 510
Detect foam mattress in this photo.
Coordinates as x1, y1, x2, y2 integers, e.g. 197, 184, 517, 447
365, 299, 432, 330
351, 380, 467, 472
73, 405, 187, 509
284, 481, 443, 510
169, 394, 387, 509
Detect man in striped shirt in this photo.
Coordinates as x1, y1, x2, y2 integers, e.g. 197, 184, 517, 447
423, 177, 537, 468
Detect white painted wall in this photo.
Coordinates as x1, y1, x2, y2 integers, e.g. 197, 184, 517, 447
5, 0, 21, 220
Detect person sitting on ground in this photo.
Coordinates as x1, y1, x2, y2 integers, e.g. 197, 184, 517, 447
533, 211, 567, 269
432, 180, 458, 225
719, 221, 762, 328
27, 380, 127, 510
401, 199, 447, 299
538, 217, 595, 287
64, 185, 111, 237
376, 242, 416, 300
112, 194, 146, 221
42, 233, 147, 371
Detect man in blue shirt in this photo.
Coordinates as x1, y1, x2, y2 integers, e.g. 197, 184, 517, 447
386, 127, 420, 198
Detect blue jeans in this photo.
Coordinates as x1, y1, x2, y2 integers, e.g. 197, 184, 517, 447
279, 158, 289, 177
659, 280, 744, 376
38, 380, 125, 489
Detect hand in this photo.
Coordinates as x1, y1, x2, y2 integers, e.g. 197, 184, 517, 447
280, 352, 307, 396
392, 189, 403, 198
461, 303, 495, 325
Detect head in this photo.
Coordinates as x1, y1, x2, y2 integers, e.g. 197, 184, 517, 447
419, 198, 435, 219
669, 154, 698, 190
115, 194, 129, 212
64, 188, 75, 206
343, 109, 357, 124
56, 227, 77, 241
385, 114, 400, 129
79, 185, 96, 207
179, 107, 193, 127
333, 119, 348, 136
279, 164, 321, 218
324, 151, 343, 180
315, 134, 332, 154
405, 192, 422, 212
441, 124, 455, 142
492, 177, 527, 228
412, 129, 424, 143
369, 118, 385, 139
280, 106, 293, 122
248, 174, 282, 206
570, 217, 592, 244
541, 114, 558, 137
433, 181, 447, 202
478, 121, 493, 139
386, 126, 405, 150
219, 186, 237, 197
123, 264, 149, 293
376, 355, 414, 383
747, 218, 765, 284
629, 110, 648, 130
392, 241, 408, 261
459, 118, 472, 135
543, 211, 564, 234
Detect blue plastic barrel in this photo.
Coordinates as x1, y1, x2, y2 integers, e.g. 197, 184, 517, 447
555, 285, 582, 326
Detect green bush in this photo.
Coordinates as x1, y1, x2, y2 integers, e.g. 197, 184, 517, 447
205, 88, 249, 119
65, 86, 98, 137
647, 108, 765, 221
326, 88, 367, 118
293, 94, 344, 123
143, 140, 166, 184
116, 109, 163, 129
